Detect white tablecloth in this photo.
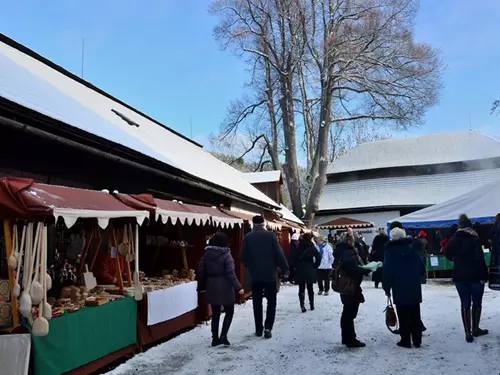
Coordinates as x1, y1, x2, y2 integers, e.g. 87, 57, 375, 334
0, 333, 31, 375
147, 281, 198, 326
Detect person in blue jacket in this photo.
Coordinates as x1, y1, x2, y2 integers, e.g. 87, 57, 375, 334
383, 221, 425, 349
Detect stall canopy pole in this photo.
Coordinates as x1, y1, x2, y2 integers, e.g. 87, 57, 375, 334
3, 220, 19, 330
176, 223, 189, 270
89, 228, 103, 272
78, 228, 95, 275
110, 224, 124, 293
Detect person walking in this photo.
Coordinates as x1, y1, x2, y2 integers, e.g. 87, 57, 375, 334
445, 214, 489, 343
370, 228, 389, 288
287, 233, 300, 284
383, 222, 425, 349
240, 215, 289, 339
413, 230, 428, 284
334, 232, 371, 347
294, 233, 321, 312
198, 232, 244, 347
316, 236, 334, 296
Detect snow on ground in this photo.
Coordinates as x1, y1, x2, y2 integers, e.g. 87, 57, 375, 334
106, 281, 500, 375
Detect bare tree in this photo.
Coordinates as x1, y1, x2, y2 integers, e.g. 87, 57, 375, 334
210, 0, 442, 225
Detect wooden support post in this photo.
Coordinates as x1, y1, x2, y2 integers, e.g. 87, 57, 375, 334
78, 228, 95, 275
3, 220, 19, 329
111, 226, 124, 293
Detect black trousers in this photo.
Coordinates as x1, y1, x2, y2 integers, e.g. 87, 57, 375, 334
340, 295, 360, 343
211, 304, 235, 339
252, 282, 277, 332
298, 282, 314, 307
317, 269, 331, 293
396, 304, 422, 345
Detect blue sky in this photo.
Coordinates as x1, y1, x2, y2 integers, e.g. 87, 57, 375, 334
1, 0, 499, 150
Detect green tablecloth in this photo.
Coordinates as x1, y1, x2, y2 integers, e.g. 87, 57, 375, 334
426, 253, 491, 271
30, 297, 137, 375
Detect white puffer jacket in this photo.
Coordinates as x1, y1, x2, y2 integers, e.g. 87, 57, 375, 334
318, 243, 334, 270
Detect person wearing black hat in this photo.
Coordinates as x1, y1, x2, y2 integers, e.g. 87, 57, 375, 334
445, 214, 489, 343
240, 215, 289, 339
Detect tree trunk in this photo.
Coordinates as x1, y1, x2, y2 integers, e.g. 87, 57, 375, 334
280, 75, 303, 218
304, 80, 333, 226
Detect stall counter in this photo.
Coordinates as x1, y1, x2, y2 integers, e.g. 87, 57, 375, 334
137, 281, 198, 348
28, 296, 137, 375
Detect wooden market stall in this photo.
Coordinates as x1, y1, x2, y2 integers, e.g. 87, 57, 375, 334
114, 194, 244, 348
0, 177, 149, 375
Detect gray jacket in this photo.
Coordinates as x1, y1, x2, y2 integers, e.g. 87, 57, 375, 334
240, 225, 289, 283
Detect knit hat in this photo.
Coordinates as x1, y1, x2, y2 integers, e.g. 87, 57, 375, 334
252, 215, 265, 225
418, 230, 427, 238
458, 214, 472, 228
209, 232, 229, 247
291, 233, 300, 241
389, 221, 403, 230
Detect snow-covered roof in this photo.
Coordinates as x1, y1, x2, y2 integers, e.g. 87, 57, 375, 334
243, 170, 282, 184
278, 204, 304, 225
0, 35, 278, 209
328, 130, 500, 174
318, 168, 500, 211
388, 179, 500, 228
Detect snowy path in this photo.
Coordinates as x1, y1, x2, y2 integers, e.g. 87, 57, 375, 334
106, 281, 500, 375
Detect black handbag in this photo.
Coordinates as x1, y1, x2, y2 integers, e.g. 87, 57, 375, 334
332, 257, 356, 296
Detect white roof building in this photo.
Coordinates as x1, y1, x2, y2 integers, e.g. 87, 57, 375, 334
0, 34, 278, 209
327, 130, 500, 174
319, 130, 500, 212
315, 130, 500, 240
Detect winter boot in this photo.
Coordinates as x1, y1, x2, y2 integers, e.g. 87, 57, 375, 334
345, 339, 366, 348
318, 290, 323, 296
308, 289, 315, 311
461, 308, 474, 343
299, 292, 306, 313
211, 336, 221, 347
472, 307, 489, 337
219, 336, 231, 346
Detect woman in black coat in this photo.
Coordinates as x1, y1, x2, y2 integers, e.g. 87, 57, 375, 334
198, 232, 243, 347
336, 232, 371, 347
370, 229, 389, 288
294, 232, 321, 313
445, 214, 489, 343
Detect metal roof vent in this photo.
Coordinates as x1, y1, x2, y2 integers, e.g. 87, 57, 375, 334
112, 109, 140, 127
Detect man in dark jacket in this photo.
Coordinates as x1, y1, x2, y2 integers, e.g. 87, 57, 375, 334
413, 231, 428, 284
445, 214, 489, 343
383, 221, 425, 348
240, 215, 289, 339
370, 228, 389, 288
287, 233, 300, 284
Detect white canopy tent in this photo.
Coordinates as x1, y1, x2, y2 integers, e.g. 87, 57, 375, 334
388, 179, 500, 229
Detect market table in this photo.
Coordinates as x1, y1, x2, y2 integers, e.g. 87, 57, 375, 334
426, 252, 491, 272
28, 296, 137, 375
137, 281, 198, 348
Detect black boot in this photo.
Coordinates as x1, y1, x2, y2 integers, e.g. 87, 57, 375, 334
211, 336, 221, 347
472, 307, 489, 337
220, 309, 234, 345
461, 308, 474, 343
308, 288, 315, 311
299, 292, 306, 313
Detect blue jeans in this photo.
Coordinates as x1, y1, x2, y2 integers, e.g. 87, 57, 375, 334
455, 282, 485, 309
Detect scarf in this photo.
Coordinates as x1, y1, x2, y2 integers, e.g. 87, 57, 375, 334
457, 227, 478, 237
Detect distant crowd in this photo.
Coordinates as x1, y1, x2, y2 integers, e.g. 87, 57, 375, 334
198, 213, 497, 349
